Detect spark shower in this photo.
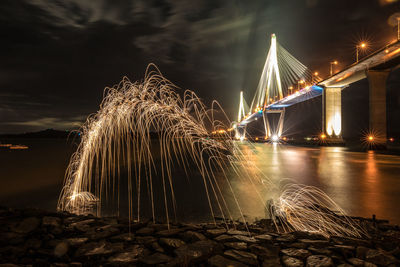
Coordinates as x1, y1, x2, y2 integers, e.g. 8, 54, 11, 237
57, 64, 365, 238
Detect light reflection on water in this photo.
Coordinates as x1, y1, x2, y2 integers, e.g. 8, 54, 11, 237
237, 143, 400, 224
1, 138, 400, 224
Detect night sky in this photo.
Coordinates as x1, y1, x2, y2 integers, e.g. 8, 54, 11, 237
1, 0, 399, 134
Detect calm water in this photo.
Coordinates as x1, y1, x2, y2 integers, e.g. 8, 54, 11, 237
233, 143, 400, 224
0, 139, 399, 224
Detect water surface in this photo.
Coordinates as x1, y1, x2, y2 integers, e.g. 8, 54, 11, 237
1, 138, 399, 224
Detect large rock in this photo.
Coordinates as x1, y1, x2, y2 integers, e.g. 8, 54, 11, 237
88, 225, 119, 240
151, 241, 164, 253
14, 217, 40, 234
140, 252, 172, 265
156, 228, 183, 237
330, 245, 355, 258
69, 219, 95, 232
226, 229, 249, 236
208, 255, 247, 267
306, 255, 333, 267
207, 228, 227, 236
136, 227, 155, 235
54, 242, 69, 257
135, 236, 157, 245
308, 246, 332, 256
365, 249, 398, 266
255, 234, 274, 242
108, 245, 145, 263
281, 248, 311, 259
224, 249, 258, 265
282, 256, 303, 267
231, 235, 258, 243
42, 216, 61, 227
249, 244, 279, 260
75, 241, 120, 257
289, 243, 308, 249
276, 234, 296, 243
262, 257, 282, 267
225, 242, 247, 250
174, 240, 222, 264
159, 237, 186, 249
298, 239, 329, 248
347, 257, 364, 267
66, 237, 88, 246
110, 233, 134, 242
180, 230, 206, 242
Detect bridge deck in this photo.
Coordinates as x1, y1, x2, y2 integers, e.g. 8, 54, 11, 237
239, 39, 400, 126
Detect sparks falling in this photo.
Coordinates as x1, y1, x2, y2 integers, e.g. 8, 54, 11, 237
58, 64, 366, 238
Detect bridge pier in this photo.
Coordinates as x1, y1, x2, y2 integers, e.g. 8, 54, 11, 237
263, 109, 286, 139
367, 70, 390, 144
322, 87, 344, 142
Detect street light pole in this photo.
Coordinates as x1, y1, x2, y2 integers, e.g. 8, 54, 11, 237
297, 80, 304, 91
330, 61, 337, 76
398, 17, 400, 40
313, 72, 319, 83
356, 43, 366, 63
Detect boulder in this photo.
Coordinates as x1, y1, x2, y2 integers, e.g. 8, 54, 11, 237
174, 239, 222, 264
42, 216, 61, 227
282, 256, 303, 267
224, 249, 258, 265
306, 255, 333, 267
136, 227, 155, 235
249, 244, 279, 260
207, 228, 227, 236
224, 242, 247, 250
208, 255, 247, 267
159, 237, 186, 250
281, 248, 311, 259
365, 249, 397, 266
75, 241, 116, 257
14, 217, 40, 234
180, 230, 206, 242
54, 242, 69, 258
156, 228, 183, 237
140, 252, 172, 265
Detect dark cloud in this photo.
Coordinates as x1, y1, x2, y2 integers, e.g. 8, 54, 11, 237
0, 0, 399, 134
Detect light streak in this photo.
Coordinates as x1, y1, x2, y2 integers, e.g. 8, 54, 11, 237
58, 64, 366, 238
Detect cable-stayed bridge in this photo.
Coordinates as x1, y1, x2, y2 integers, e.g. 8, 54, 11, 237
236, 34, 400, 145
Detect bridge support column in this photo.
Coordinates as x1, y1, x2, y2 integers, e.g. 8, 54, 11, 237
262, 109, 286, 140
323, 87, 343, 140
367, 70, 389, 144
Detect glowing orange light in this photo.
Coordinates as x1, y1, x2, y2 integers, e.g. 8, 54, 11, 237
320, 134, 326, 139
368, 135, 374, 141
333, 61, 338, 65
389, 137, 394, 142
255, 137, 259, 141
314, 72, 319, 76
360, 43, 366, 48
282, 136, 287, 141
385, 49, 389, 53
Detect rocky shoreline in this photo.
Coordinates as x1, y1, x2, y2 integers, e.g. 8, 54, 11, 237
0, 207, 399, 266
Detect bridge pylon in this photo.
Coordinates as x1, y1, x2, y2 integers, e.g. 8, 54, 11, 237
322, 86, 344, 142
263, 108, 286, 140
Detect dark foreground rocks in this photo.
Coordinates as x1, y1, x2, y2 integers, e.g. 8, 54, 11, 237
0, 207, 399, 266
